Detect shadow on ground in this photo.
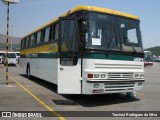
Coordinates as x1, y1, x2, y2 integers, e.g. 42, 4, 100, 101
21, 74, 140, 107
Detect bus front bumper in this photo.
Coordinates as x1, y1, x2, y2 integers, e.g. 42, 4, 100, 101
82, 79, 145, 95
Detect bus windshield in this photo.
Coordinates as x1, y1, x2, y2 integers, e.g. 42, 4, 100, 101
85, 12, 143, 53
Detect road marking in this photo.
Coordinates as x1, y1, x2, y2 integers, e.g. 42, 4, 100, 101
137, 92, 145, 96
9, 75, 65, 120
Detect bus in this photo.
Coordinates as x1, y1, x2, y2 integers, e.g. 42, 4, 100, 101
15, 51, 20, 64
154, 56, 160, 62
20, 5, 145, 97
144, 51, 153, 67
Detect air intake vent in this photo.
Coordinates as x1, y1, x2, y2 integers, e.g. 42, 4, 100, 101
107, 72, 134, 80
94, 63, 142, 69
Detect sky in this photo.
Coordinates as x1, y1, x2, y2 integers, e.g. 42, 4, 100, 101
0, 0, 160, 49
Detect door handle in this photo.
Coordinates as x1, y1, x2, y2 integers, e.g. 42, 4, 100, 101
60, 68, 64, 71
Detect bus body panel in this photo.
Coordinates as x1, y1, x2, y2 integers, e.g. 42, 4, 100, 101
58, 58, 81, 94
20, 58, 58, 84
82, 58, 144, 94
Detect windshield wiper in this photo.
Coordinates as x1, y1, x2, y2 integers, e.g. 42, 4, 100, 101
123, 35, 137, 54
107, 28, 116, 51
122, 28, 137, 54
104, 27, 117, 54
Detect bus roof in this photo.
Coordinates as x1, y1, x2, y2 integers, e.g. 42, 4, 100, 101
22, 5, 140, 39
71, 5, 140, 20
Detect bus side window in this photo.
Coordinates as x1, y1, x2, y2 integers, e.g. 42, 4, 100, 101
55, 23, 59, 40
37, 31, 41, 44
49, 23, 59, 41
50, 25, 54, 41
26, 37, 29, 47
23, 38, 26, 48
44, 27, 50, 42
27, 36, 31, 47
21, 39, 23, 49
34, 33, 37, 45
40, 29, 45, 43
31, 34, 35, 46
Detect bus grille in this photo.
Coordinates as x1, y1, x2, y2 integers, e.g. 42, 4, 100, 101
107, 72, 134, 80
104, 82, 135, 92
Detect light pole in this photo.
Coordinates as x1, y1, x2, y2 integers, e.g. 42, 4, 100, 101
1, 0, 20, 85
10, 24, 13, 52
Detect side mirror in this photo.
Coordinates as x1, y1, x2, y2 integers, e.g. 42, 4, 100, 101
81, 21, 88, 33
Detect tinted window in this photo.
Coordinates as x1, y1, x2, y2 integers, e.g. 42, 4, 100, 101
59, 19, 79, 66
37, 31, 41, 44
55, 24, 59, 40
23, 38, 27, 48
86, 12, 120, 50
119, 18, 143, 52
31, 34, 36, 46
16, 53, 20, 56
8, 53, 16, 58
40, 30, 45, 43
50, 25, 55, 41
21, 40, 23, 48
44, 27, 50, 42
0, 53, 5, 56
84, 12, 143, 54
26, 36, 31, 47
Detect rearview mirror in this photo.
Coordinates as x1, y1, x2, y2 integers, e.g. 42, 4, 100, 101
81, 21, 88, 33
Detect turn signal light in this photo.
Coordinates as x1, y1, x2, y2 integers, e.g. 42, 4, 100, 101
88, 74, 93, 78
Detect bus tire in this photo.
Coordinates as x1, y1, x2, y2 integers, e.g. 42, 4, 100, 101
126, 91, 136, 98
27, 65, 31, 79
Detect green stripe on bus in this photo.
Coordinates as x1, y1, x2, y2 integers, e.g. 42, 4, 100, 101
38, 53, 59, 58
83, 53, 134, 61
21, 52, 136, 61
21, 52, 59, 58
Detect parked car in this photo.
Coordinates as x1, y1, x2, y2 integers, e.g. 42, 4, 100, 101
0, 51, 5, 64
3, 52, 18, 66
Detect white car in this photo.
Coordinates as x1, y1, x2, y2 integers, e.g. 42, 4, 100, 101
3, 52, 18, 65
0, 51, 5, 64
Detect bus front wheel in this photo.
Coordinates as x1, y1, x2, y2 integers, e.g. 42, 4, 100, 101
126, 91, 136, 98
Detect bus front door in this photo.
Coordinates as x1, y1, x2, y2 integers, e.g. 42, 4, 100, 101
58, 17, 81, 94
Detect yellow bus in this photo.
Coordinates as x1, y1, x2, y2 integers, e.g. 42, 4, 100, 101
20, 5, 145, 97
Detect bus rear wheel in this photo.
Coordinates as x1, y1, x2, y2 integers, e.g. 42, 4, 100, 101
27, 66, 31, 79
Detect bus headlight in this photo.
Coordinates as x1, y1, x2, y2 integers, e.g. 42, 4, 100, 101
100, 74, 106, 78
134, 73, 144, 78
134, 73, 139, 78
139, 74, 144, 78
87, 73, 106, 79
94, 74, 99, 78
